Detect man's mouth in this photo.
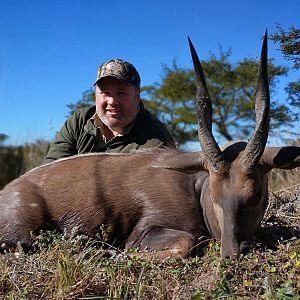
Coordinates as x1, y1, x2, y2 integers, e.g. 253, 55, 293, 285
107, 109, 121, 117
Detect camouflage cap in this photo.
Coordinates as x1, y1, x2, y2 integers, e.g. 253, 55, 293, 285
94, 58, 141, 88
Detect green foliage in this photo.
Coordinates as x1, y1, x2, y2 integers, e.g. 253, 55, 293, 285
0, 140, 49, 188
143, 49, 292, 146
142, 62, 198, 147
270, 25, 300, 70
270, 24, 300, 107
67, 88, 95, 116
0, 146, 24, 189
0, 133, 9, 145
285, 79, 300, 107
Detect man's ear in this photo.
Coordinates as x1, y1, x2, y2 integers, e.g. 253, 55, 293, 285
136, 88, 141, 104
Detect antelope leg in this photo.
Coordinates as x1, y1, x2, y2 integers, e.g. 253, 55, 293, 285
126, 227, 195, 259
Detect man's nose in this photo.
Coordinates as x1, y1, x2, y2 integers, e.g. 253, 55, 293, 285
107, 95, 119, 105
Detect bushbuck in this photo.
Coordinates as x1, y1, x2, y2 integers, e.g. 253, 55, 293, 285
1, 32, 299, 258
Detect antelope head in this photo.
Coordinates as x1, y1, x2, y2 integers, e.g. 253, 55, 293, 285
189, 32, 272, 258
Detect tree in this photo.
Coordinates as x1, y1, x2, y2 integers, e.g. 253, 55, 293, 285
67, 88, 95, 116
270, 24, 300, 107
143, 48, 292, 147
0, 133, 9, 146
142, 62, 197, 147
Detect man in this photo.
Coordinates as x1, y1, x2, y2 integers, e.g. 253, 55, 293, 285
45, 59, 175, 163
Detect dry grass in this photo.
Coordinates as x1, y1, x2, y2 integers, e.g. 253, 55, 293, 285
0, 183, 299, 299
268, 168, 300, 192
0, 233, 299, 299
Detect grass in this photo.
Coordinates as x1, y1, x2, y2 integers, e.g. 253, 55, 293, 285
0, 184, 299, 299
268, 168, 300, 192
0, 233, 299, 299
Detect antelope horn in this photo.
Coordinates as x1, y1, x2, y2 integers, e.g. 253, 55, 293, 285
240, 30, 270, 173
188, 37, 227, 172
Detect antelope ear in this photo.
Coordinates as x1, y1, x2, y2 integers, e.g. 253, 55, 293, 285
152, 152, 208, 173
260, 146, 300, 172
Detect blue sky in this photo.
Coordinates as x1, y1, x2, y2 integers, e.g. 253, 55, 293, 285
0, 0, 299, 145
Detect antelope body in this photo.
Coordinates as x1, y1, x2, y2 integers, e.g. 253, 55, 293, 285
1, 33, 300, 258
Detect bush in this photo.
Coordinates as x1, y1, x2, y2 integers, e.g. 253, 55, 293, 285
0, 140, 49, 189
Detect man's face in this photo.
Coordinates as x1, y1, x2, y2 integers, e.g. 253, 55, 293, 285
95, 77, 140, 133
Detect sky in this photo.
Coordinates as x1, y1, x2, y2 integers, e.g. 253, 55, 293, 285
0, 0, 299, 146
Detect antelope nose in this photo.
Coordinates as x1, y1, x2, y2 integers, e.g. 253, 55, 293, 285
221, 247, 240, 260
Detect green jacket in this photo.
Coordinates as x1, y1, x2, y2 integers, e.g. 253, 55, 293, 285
45, 103, 175, 163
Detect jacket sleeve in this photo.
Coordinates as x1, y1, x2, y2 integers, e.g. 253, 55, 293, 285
44, 114, 79, 164
134, 114, 176, 150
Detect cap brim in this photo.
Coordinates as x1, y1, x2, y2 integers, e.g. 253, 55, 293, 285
93, 75, 133, 87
